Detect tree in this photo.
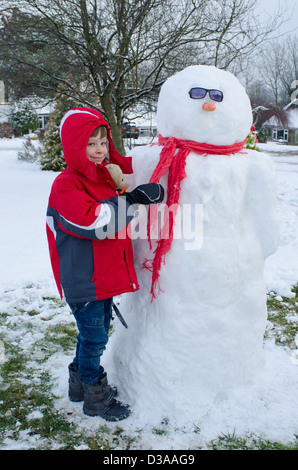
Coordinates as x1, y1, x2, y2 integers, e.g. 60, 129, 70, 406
275, 36, 298, 103
257, 127, 269, 144
39, 108, 65, 171
0, 0, 281, 153
40, 93, 77, 171
0, 8, 77, 100
9, 102, 39, 135
248, 36, 298, 107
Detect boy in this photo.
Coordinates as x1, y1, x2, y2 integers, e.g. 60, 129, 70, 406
46, 108, 164, 421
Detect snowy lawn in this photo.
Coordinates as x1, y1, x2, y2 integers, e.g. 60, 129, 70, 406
0, 138, 297, 450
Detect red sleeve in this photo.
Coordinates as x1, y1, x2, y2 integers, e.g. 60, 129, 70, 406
110, 154, 133, 174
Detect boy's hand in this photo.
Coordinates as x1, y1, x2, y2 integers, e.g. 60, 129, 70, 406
122, 183, 164, 205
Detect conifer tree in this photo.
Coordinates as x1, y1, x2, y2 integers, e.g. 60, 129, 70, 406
10, 103, 39, 136
40, 94, 76, 171
257, 126, 269, 143
40, 105, 65, 171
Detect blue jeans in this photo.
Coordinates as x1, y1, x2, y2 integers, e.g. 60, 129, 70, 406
68, 298, 113, 384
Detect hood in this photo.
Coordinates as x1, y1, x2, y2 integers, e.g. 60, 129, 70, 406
60, 107, 132, 181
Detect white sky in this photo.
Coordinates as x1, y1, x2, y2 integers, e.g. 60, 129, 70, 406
257, 0, 298, 37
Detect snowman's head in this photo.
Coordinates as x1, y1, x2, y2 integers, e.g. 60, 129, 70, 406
156, 65, 252, 145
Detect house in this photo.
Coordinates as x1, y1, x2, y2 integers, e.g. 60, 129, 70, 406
0, 80, 54, 129
0, 80, 12, 125
264, 99, 298, 145
34, 102, 55, 129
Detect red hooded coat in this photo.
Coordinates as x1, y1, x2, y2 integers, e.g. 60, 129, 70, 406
46, 108, 139, 303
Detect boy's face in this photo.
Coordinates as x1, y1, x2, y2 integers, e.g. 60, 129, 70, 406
86, 135, 108, 164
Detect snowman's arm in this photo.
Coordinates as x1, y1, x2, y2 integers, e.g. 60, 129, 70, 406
247, 154, 279, 258
127, 145, 161, 189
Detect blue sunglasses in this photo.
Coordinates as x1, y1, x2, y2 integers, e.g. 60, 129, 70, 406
189, 87, 224, 102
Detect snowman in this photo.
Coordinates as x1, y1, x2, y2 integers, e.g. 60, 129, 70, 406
104, 65, 279, 424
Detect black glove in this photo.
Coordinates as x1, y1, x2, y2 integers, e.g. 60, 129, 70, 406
123, 183, 164, 205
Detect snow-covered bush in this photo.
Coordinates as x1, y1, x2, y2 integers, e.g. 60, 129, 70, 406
18, 137, 41, 162
245, 127, 262, 151
9, 103, 39, 136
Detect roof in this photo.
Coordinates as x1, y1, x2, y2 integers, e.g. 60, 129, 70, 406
284, 98, 298, 111
265, 107, 298, 129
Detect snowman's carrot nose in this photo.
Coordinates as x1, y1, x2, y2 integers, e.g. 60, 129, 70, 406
202, 102, 216, 112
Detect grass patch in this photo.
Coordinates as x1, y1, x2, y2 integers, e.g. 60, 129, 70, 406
0, 340, 136, 449
43, 323, 78, 352
266, 285, 298, 348
0, 343, 66, 445
209, 432, 298, 450
0, 283, 297, 449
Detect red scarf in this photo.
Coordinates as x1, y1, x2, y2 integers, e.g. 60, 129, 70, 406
144, 134, 247, 300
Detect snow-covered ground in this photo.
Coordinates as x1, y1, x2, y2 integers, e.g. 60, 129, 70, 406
258, 142, 298, 298
0, 138, 297, 449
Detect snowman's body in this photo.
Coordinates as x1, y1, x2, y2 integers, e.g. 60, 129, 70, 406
104, 66, 279, 423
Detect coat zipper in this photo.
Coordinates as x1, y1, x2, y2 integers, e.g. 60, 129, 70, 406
123, 251, 136, 290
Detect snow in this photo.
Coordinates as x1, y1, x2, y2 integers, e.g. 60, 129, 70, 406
0, 138, 56, 291
258, 142, 298, 297
0, 135, 297, 449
